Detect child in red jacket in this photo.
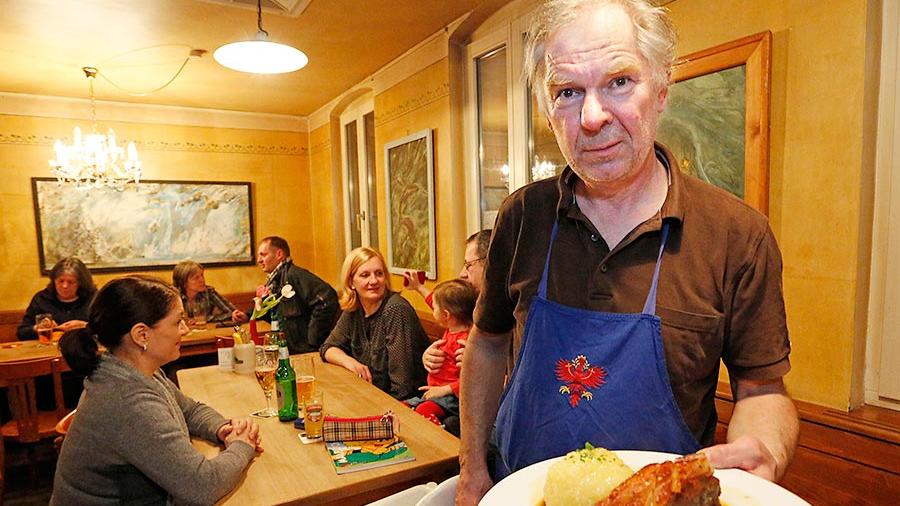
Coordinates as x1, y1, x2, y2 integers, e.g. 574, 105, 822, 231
404, 280, 477, 425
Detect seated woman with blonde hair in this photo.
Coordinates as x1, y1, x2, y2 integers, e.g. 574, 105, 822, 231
172, 260, 247, 326
53, 275, 261, 505
320, 247, 429, 400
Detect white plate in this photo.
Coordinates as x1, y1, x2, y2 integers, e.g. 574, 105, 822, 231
480, 450, 809, 506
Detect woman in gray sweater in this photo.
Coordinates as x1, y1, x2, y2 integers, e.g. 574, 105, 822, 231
52, 276, 261, 505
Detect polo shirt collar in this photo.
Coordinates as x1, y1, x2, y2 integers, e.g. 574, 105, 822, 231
556, 142, 686, 225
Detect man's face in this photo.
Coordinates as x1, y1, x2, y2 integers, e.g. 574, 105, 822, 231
257, 241, 283, 273
458, 242, 485, 294
542, 3, 667, 189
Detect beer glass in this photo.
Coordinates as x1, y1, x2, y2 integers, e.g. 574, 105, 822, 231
35, 313, 54, 345
303, 391, 324, 440
252, 343, 279, 417
294, 355, 316, 410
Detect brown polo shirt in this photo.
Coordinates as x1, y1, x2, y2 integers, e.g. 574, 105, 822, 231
474, 144, 791, 445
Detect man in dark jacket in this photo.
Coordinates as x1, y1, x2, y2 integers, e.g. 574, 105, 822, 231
257, 236, 339, 353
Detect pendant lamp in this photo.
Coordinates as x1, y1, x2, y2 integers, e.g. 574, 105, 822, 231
214, 0, 308, 74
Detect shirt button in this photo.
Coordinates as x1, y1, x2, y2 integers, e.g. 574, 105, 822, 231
600, 264, 608, 273
590, 234, 599, 242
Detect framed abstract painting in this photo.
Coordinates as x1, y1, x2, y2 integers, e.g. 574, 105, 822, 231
31, 178, 255, 273
383, 129, 436, 279
657, 31, 772, 214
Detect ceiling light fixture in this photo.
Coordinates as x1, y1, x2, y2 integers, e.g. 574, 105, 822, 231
49, 67, 142, 191
214, 0, 308, 74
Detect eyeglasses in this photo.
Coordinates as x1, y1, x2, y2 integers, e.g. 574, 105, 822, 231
463, 257, 485, 272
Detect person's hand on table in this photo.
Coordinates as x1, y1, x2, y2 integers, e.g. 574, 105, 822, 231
701, 435, 776, 481
231, 309, 248, 323
55, 320, 87, 332
341, 357, 372, 382
219, 418, 264, 453
419, 384, 453, 400
423, 339, 446, 373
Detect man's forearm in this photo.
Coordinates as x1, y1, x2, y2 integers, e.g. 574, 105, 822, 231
459, 326, 510, 472
728, 378, 799, 480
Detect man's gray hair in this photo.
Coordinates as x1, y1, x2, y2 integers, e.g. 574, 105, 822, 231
523, 0, 677, 116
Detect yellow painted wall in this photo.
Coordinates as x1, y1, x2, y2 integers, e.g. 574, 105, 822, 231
0, 114, 311, 310
374, 59, 467, 314
308, 123, 343, 286
305, 59, 465, 312
666, 0, 871, 408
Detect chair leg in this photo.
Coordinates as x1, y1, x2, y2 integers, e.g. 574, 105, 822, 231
27, 445, 37, 492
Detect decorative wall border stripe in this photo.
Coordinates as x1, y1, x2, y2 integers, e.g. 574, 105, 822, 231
375, 82, 450, 127
0, 133, 307, 156
310, 138, 332, 155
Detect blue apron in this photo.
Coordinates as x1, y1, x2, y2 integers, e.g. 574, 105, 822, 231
494, 220, 700, 478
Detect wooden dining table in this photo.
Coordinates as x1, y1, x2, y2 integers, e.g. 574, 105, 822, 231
0, 321, 269, 369
178, 353, 460, 505
178, 320, 270, 357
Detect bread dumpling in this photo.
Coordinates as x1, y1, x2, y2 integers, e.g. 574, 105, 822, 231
543, 445, 634, 506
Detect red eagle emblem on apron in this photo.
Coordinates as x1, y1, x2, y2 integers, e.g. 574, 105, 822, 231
555, 355, 607, 407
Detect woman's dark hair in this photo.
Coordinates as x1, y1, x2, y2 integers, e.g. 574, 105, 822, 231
48, 257, 96, 300
59, 276, 180, 376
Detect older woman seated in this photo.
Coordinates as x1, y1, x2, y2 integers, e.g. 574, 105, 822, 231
172, 260, 247, 326
17, 257, 96, 340
53, 276, 261, 505
320, 247, 429, 400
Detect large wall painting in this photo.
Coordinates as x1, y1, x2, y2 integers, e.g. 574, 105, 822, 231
32, 179, 255, 273
657, 31, 772, 214
384, 129, 436, 279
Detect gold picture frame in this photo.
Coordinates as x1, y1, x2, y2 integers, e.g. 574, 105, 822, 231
658, 31, 772, 214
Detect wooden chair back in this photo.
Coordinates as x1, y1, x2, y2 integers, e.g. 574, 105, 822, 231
0, 356, 66, 443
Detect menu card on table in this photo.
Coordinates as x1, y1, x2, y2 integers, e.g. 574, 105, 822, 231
324, 437, 415, 474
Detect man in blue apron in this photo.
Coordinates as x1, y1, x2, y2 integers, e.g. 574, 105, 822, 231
456, 1, 799, 503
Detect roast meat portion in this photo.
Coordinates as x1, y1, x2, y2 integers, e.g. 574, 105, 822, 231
596, 453, 721, 506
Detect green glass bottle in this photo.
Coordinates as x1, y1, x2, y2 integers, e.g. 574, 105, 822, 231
275, 330, 298, 421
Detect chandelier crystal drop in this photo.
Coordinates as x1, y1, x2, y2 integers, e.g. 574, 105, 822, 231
50, 67, 141, 191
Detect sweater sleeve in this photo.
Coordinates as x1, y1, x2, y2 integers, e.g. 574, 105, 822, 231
320, 310, 353, 360
382, 297, 428, 400
162, 372, 229, 443
110, 386, 254, 506
205, 287, 237, 325
16, 293, 43, 341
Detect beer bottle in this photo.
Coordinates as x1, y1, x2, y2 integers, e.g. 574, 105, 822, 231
275, 332, 298, 421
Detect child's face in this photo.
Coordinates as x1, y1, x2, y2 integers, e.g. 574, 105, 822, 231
432, 301, 449, 327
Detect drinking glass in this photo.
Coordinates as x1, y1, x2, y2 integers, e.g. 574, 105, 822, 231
252, 343, 279, 417
293, 355, 317, 411
35, 313, 54, 345
303, 391, 324, 440
188, 298, 208, 330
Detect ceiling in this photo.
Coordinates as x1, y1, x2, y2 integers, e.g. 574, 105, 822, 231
0, 0, 491, 117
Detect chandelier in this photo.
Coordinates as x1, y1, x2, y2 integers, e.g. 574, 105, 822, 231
214, 0, 308, 74
50, 67, 142, 191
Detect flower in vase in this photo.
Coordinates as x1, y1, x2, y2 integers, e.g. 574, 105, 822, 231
251, 284, 295, 320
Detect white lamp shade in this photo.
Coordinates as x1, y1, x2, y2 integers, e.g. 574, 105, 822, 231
214, 40, 308, 74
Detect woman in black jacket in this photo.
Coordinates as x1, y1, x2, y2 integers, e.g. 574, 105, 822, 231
17, 257, 96, 341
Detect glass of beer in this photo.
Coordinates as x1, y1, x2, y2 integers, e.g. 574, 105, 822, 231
303, 391, 324, 440
252, 345, 279, 417
294, 355, 316, 410
35, 313, 54, 345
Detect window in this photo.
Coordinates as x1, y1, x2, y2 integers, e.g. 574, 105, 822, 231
340, 96, 379, 251
464, 13, 566, 233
